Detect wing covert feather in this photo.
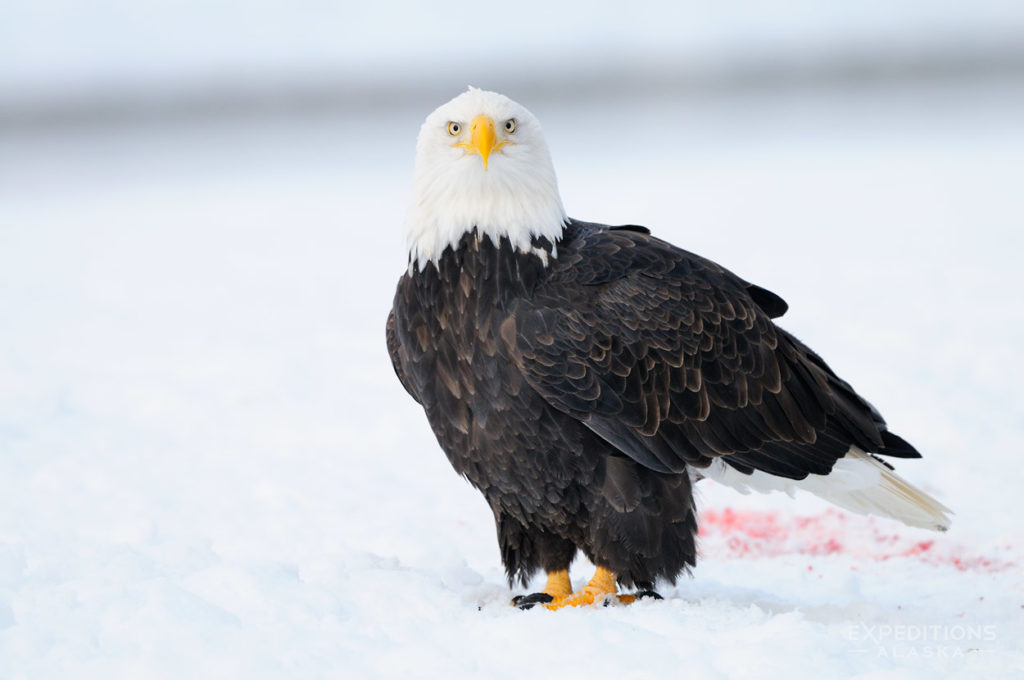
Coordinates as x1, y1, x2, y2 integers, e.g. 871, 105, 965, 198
510, 224, 887, 478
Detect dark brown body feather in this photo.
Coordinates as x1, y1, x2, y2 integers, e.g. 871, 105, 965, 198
387, 220, 919, 587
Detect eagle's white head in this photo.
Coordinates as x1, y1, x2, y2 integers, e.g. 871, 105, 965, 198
406, 88, 567, 270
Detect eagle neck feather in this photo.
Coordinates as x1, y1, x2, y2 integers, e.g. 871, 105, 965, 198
408, 229, 551, 310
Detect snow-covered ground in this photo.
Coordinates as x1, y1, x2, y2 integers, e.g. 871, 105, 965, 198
1, 81, 1022, 678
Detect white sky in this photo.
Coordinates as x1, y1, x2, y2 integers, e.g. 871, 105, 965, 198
3, 1, 1023, 101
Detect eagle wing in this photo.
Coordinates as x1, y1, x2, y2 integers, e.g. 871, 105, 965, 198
387, 306, 422, 404
508, 223, 913, 477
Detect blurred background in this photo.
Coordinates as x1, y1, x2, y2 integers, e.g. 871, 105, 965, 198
3, 0, 1024, 568
3, 0, 1024, 545
4, 0, 1024, 125
2, 2, 1024, 675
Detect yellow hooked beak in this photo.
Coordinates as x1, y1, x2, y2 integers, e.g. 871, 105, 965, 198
456, 115, 509, 170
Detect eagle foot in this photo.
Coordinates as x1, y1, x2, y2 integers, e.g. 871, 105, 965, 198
543, 590, 608, 610
511, 568, 572, 609
543, 566, 619, 610
511, 592, 554, 610
514, 569, 662, 610
599, 590, 661, 606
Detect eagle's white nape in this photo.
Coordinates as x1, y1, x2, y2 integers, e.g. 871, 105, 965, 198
696, 446, 953, 531
406, 87, 567, 270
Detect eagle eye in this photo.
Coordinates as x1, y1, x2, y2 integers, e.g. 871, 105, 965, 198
504, 119, 517, 134
447, 121, 461, 136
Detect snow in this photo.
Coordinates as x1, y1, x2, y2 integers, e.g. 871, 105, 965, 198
1, 81, 1023, 678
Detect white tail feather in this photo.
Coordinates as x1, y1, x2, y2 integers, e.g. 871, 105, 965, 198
698, 447, 953, 531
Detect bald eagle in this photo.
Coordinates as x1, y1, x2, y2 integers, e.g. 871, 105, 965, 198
387, 88, 951, 610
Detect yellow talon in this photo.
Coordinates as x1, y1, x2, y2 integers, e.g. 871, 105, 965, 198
544, 567, 620, 610
510, 568, 574, 608
515, 568, 657, 609
543, 569, 573, 599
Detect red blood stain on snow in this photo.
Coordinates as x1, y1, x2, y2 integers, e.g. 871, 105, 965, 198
698, 508, 1013, 573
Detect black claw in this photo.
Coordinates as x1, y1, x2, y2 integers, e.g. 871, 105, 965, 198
512, 592, 554, 610
635, 589, 663, 600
